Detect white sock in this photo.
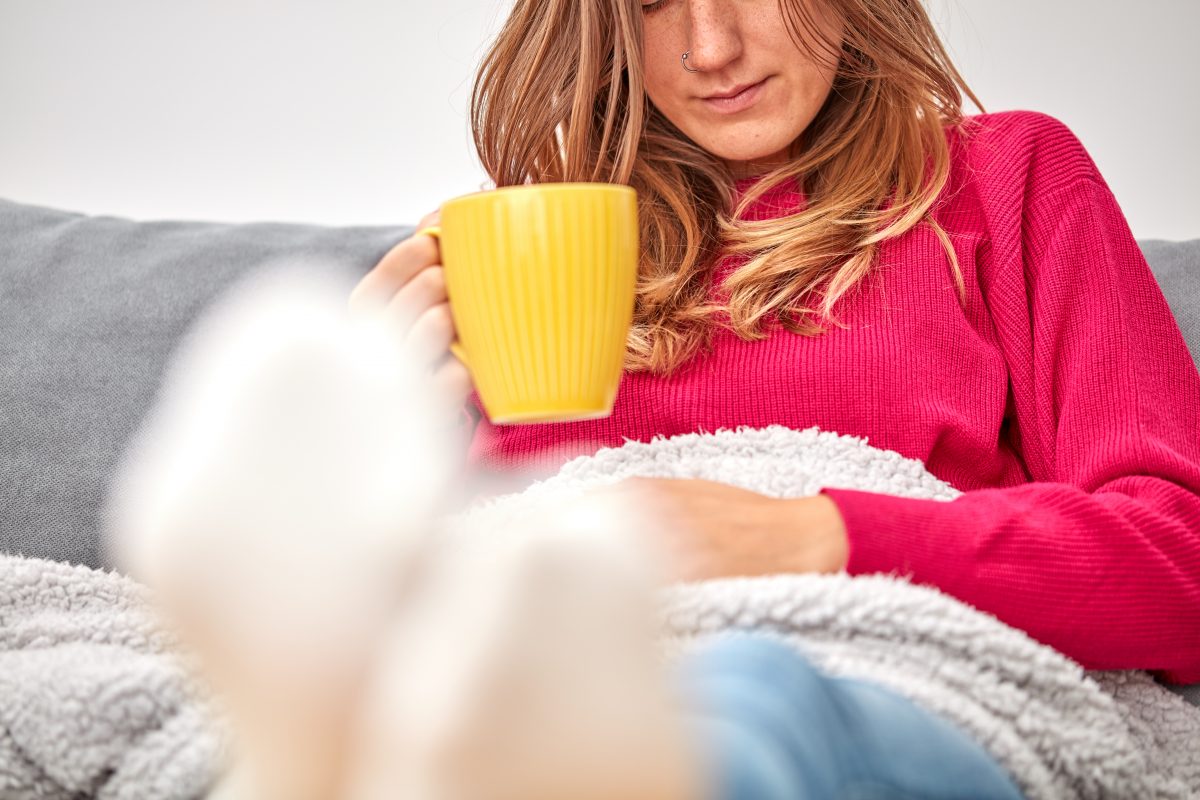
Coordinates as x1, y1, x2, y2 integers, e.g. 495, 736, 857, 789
105, 262, 702, 800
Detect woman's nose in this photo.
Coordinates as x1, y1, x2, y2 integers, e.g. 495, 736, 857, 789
684, 0, 744, 73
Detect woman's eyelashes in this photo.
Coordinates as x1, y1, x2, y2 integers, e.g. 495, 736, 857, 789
642, 0, 670, 13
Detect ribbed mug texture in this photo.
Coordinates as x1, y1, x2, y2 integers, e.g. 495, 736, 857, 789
439, 183, 638, 424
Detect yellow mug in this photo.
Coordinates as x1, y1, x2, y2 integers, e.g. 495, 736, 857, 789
418, 182, 639, 425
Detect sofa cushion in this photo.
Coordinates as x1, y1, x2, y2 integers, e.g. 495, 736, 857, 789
0, 198, 410, 568
1, 198, 1198, 570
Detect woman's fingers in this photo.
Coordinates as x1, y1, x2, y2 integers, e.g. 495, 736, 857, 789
386, 266, 452, 362
348, 225, 441, 316
345, 206, 474, 422
417, 208, 442, 230
432, 355, 473, 405
386, 266, 447, 322
403, 302, 457, 368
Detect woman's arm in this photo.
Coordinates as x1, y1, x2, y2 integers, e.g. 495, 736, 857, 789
822, 137, 1200, 684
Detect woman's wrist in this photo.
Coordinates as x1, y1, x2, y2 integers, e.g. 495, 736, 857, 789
776, 494, 850, 574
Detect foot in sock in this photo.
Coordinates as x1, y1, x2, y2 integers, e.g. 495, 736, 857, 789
105, 264, 705, 800
105, 265, 457, 799
342, 497, 707, 800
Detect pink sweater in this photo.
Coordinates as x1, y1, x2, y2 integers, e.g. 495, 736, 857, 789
463, 110, 1200, 685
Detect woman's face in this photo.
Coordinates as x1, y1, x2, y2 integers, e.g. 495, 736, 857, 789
640, 0, 844, 178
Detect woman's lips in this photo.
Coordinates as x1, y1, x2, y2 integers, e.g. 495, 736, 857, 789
701, 78, 769, 114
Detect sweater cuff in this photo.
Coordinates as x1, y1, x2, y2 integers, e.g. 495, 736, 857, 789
817, 486, 974, 592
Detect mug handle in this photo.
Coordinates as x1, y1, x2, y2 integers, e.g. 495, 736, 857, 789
415, 225, 470, 370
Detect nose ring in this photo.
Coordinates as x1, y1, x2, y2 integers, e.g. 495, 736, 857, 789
682, 50, 698, 73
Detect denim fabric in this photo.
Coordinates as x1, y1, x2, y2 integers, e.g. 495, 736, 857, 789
676, 634, 1026, 800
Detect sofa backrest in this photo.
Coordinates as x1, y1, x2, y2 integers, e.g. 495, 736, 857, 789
0, 198, 410, 567
2, 197, 1199, 569
1141, 239, 1200, 365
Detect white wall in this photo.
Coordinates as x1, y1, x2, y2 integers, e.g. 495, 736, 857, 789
1, 0, 1196, 239
0, 0, 511, 227
925, 0, 1199, 241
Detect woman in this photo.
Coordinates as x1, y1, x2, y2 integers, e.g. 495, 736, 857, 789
350, 0, 1200, 796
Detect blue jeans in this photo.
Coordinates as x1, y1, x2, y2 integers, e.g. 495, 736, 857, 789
676, 634, 1026, 800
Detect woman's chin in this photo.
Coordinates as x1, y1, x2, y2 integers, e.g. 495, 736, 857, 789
693, 138, 797, 177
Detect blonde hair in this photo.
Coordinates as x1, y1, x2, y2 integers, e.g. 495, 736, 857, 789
470, 0, 983, 375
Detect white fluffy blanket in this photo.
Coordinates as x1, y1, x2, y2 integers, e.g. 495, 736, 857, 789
460, 425, 1200, 800
2, 425, 1199, 799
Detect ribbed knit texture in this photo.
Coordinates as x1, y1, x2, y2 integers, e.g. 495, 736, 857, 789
464, 110, 1200, 685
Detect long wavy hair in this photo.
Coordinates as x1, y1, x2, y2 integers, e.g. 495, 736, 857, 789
470, 0, 983, 375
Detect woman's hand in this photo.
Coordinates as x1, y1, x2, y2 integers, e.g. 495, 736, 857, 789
348, 209, 474, 423
587, 477, 849, 582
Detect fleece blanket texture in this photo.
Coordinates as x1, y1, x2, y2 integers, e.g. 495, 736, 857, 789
2, 425, 1198, 799
0, 558, 226, 800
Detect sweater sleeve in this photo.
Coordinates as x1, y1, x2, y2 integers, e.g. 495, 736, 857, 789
819, 127, 1200, 684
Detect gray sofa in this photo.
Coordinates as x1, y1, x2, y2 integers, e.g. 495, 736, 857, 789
0, 198, 411, 568
1, 196, 1198, 707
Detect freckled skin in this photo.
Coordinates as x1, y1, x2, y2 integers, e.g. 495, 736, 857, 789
641, 0, 844, 178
